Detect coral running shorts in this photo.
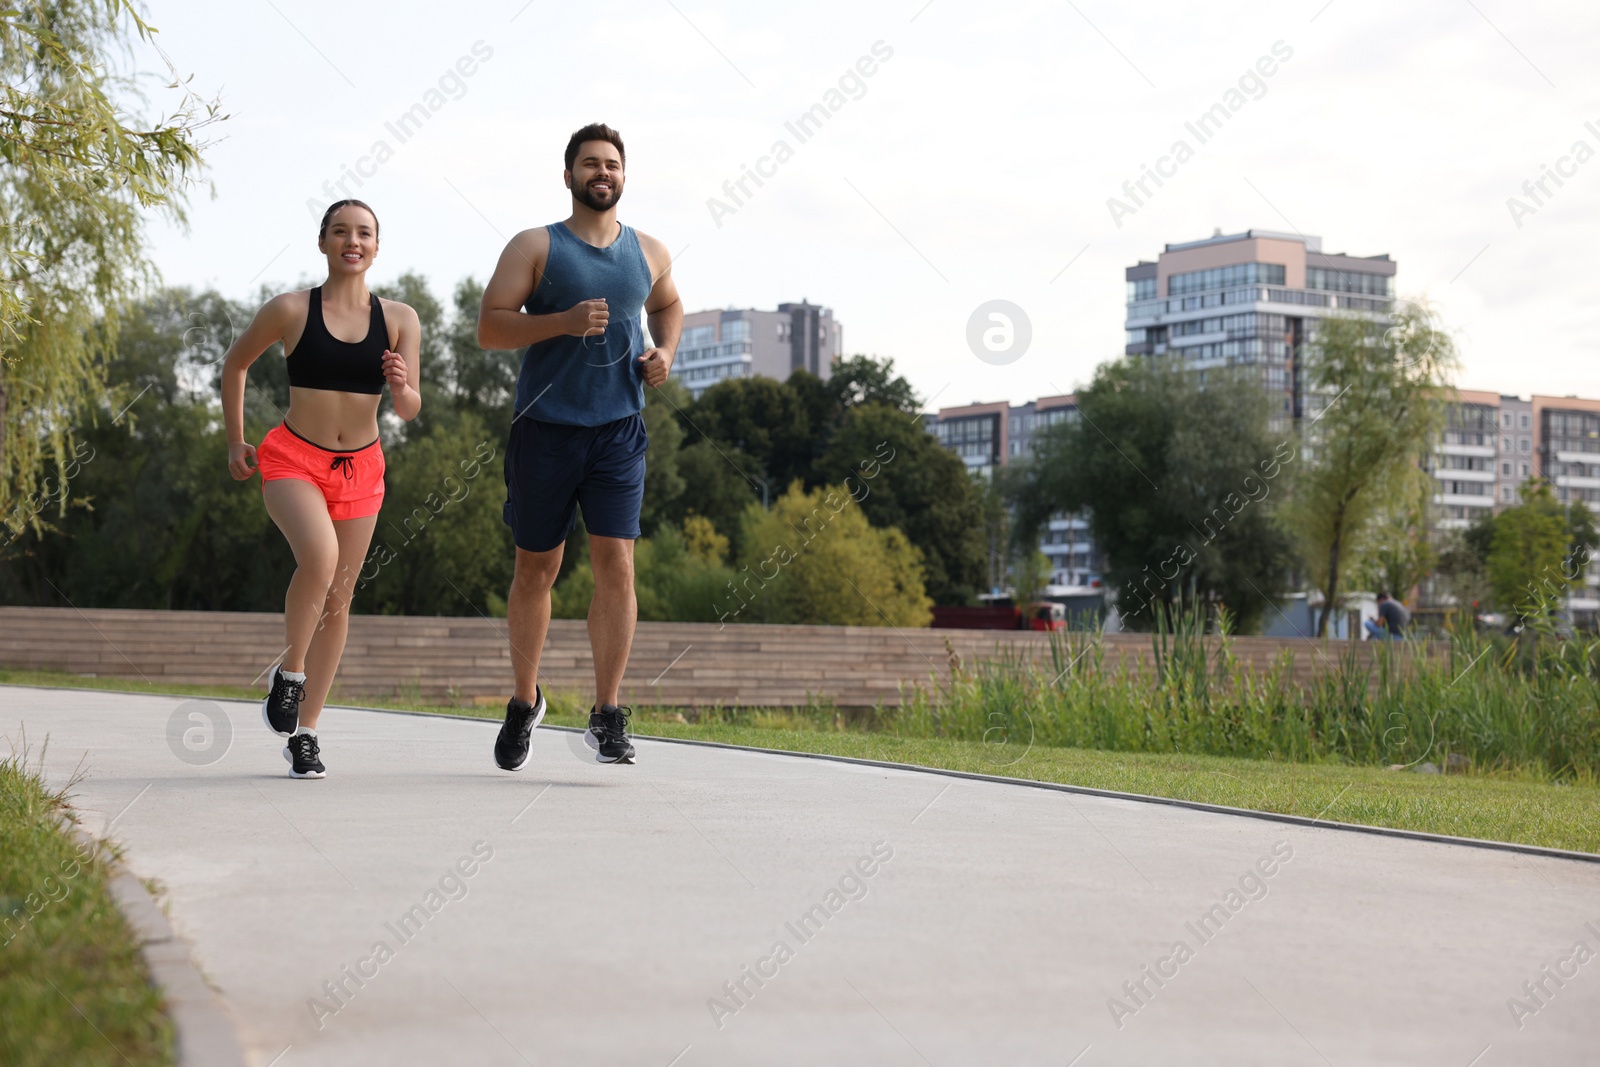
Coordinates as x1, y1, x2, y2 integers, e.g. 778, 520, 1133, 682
257, 423, 386, 521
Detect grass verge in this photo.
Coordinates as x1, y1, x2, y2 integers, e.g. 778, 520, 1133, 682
4, 668, 1597, 856
0, 742, 174, 1067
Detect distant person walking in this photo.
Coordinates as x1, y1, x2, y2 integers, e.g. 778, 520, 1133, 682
1364, 591, 1410, 641
477, 122, 682, 769
221, 200, 423, 778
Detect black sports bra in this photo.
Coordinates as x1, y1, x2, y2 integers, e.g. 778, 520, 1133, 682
285, 286, 388, 394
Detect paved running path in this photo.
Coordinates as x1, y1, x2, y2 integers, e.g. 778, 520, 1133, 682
6, 685, 1599, 1066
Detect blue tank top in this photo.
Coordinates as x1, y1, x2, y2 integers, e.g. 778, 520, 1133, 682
513, 221, 653, 427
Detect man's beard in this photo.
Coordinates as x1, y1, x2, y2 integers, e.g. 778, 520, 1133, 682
573, 179, 622, 212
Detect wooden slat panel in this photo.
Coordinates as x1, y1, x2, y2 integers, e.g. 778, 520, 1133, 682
0, 606, 1428, 707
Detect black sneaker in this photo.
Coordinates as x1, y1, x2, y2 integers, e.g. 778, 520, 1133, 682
584, 704, 635, 765
494, 689, 547, 771
262, 665, 304, 737
283, 733, 326, 779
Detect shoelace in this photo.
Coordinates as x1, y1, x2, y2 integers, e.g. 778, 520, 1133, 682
329, 455, 355, 480
597, 706, 632, 741
275, 676, 305, 716
290, 733, 318, 761
506, 702, 538, 733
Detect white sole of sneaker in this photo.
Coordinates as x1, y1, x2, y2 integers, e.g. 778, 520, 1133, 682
583, 729, 634, 764
281, 745, 325, 779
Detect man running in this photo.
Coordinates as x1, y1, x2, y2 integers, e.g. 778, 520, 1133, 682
478, 122, 681, 769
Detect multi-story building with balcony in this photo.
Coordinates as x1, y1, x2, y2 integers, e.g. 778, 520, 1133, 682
1431, 391, 1499, 530
1124, 229, 1396, 431
930, 395, 1098, 590
1431, 392, 1600, 618
1537, 396, 1600, 618
670, 300, 841, 398
1495, 396, 1536, 507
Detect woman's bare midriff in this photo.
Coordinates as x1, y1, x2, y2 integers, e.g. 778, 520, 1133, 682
284, 387, 382, 449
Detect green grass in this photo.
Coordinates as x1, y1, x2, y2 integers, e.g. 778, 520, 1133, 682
4, 668, 1597, 855
0, 745, 174, 1067
899, 622, 1600, 782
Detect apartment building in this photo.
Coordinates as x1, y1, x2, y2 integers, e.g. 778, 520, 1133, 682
931, 395, 1098, 589
670, 301, 841, 398
1125, 229, 1396, 431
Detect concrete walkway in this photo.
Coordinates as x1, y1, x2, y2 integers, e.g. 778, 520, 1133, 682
6, 684, 1598, 1066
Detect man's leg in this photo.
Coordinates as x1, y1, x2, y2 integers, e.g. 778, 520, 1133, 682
587, 535, 637, 707
507, 544, 564, 704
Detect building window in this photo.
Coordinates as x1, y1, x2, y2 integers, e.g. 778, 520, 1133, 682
1304, 267, 1393, 296
1503, 412, 1513, 428
1520, 437, 1530, 452
1502, 462, 1512, 476
1169, 262, 1285, 297
723, 319, 750, 343
1520, 413, 1530, 428
1502, 486, 1513, 501
1127, 278, 1157, 302
1522, 463, 1531, 476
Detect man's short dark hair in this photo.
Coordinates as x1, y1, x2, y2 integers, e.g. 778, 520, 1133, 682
565, 123, 625, 172
1376, 591, 1391, 600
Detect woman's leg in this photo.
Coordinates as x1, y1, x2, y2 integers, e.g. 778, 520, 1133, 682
263, 479, 339, 674
299, 513, 378, 729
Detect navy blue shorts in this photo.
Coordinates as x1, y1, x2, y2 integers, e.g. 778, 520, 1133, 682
502, 414, 648, 553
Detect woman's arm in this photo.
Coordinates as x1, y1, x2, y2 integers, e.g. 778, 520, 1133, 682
221, 295, 293, 480
383, 302, 423, 421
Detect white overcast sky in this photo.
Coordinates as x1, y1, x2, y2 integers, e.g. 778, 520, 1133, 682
132, 0, 1600, 410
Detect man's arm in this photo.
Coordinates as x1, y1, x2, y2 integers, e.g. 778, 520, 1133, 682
636, 232, 682, 388
477, 228, 606, 350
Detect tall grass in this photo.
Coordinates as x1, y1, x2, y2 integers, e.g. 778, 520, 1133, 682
893, 609, 1600, 780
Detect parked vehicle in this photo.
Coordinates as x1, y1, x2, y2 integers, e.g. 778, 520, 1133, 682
931, 602, 1066, 631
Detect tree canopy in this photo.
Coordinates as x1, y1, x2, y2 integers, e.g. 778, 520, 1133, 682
1008, 357, 1293, 633
1, 0, 220, 521
1280, 306, 1455, 635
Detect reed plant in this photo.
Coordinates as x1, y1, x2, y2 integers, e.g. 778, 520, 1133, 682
892, 606, 1600, 781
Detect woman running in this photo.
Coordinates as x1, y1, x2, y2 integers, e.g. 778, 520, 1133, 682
221, 200, 422, 778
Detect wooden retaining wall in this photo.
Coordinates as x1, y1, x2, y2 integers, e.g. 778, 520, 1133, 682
0, 607, 1415, 708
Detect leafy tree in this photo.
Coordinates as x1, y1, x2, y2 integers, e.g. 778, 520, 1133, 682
1487, 479, 1590, 622
827, 354, 920, 413
1010, 358, 1293, 633
448, 277, 518, 421
1282, 306, 1455, 635
812, 401, 986, 604
1010, 549, 1051, 606
360, 409, 509, 617
681, 374, 815, 490
665, 439, 759, 559
1432, 513, 1495, 620
727, 481, 931, 627
683, 513, 728, 564
639, 379, 686, 535
1356, 481, 1436, 603
1, 0, 220, 518
0, 288, 289, 610
1564, 498, 1599, 586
